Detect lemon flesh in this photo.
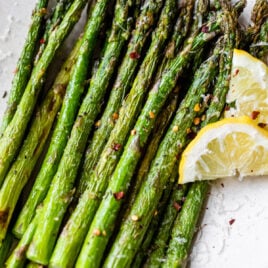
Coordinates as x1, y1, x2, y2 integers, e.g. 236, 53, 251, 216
225, 49, 268, 127
179, 117, 268, 184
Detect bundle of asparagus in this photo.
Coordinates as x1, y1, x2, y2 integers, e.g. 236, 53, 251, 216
0, 0, 266, 267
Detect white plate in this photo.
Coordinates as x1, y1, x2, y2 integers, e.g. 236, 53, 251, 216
1, 1, 268, 268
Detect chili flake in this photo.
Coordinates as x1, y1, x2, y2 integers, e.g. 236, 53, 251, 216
229, 219, 235, 225
251, 110, 260, 120
113, 191, 125, 200
129, 51, 140, 59
112, 143, 121, 151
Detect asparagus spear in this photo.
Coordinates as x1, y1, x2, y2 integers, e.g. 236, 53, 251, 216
163, 4, 238, 267
76, 0, 169, 196
144, 184, 188, 267
26, 0, 136, 264
49, 0, 171, 266
76, 10, 222, 268
12, 0, 109, 238
102, 31, 223, 267
131, 166, 181, 268
121, 87, 180, 221
0, 0, 87, 186
0, 0, 48, 135
2, 36, 81, 241
34, 0, 74, 64
6, 218, 38, 268
256, 19, 268, 62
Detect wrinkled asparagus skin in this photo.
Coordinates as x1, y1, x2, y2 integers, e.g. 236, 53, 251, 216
10, 38, 82, 239
131, 166, 181, 268
76, 0, 167, 196
144, 184, 188, 267
102, 34, 222, 267
122, 88, 180, 220
0, 0, 48, 135
25, 0, 113, 264
0, 0, 87, 187
50, 0, 169, 266
164, 4, 238, 267
34, 0, 74, 64
6, 219, 37, 268
77, 12, 221, 268
12, 0, 109, 240
48, 1, 137, 267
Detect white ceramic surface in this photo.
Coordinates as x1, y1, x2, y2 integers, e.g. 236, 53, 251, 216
0, 1, 268, 268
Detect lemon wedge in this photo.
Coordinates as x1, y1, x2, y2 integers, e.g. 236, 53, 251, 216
225, 49, 268, 127
179, 116, 268, 184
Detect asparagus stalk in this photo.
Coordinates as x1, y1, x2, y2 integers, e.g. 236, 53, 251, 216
144, 184, 188, 267
6, 219, 38, 268
76, 10, 222, 268
34, 0, 74, 64
131, 166, 181, 268
0, 0, 48, 135
256, 19, 268, 63
26, 0, 135, 264
76, 0, 168, 196
0, 37, 80, 242
49, 0, 171, 266
121, 87, 180, 220
12, 0, 109, 238
102, 31, 223, 267
0, 0, 87, 186
163, 4, 238, 267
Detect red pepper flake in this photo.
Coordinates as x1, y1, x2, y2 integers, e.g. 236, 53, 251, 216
113, 191, 125, 200
129, 51, 140, 59
233, 69, 239, 77
201, 25, 209, 33
251, 110, 260, 120
112, 143, 121, 151
225, 105, 230, 111
173, 201, 181, 212
229, 218, 235, 225
39, 38, 45, 44
93, 228, 101, 236
112, 112, 119, 120
258, 122, 267, 128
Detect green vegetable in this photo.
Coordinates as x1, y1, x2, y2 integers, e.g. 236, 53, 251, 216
0, 0, 48, 135
102, 29, 223, 267
164, 3, 238, 266
49, 0, 168, 266
0, 0, 87, 188
48, 0, 137, 266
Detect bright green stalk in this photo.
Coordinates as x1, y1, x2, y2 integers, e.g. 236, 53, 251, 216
77, 14, 221, 268
131, 166, 181, 268
76, 0, 168, 196
163, 4, 238, 267
121, 87, 180, 220
6, 219, 37, 268
12, 0, 108, 239
50, 0, 169, 266
144, 184, 188, 267
26, 0, 134, 264
0, 0, 48, 135
102, 34, 222, 268
46, 0, 137, 266
34, 0, 74, 64
0, 38, 80, 242
0, 0, 87, 187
